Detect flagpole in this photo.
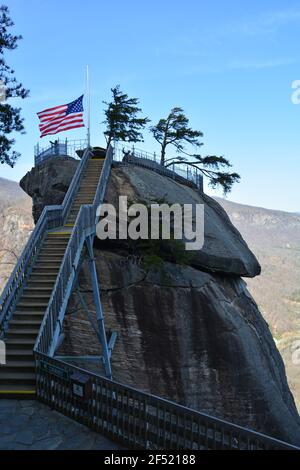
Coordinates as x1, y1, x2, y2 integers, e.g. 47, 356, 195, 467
86, 65, 90, 148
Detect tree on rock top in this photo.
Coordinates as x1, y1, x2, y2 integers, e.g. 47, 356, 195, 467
103, 85, 150, 148
0, 5, 29, 167
150, 107, 240, 194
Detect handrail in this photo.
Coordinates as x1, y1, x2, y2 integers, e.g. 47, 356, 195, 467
35, 351, 300, 450
0, 205, 62, 336
93, 145, 113, 223
114, 144, 203, 191
0, 147, 92, 337
34, 139, 88, 165
61, 147, 92, 221
34, 145, 113, 356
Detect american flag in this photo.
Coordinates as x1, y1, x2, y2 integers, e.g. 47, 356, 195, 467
37, 95, 85, 137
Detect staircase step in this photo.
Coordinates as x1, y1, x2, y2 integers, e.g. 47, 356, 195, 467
0, 372, 36, 385
40, 249, 66, 255
25, 280, 55, 287
78, 185, 98, 188
31, 267, 59, 273
14, 312, 45, 321
0, 384, 35, 398
18, 294, 50, 301
17, 302, 48, 309
34, 263, 61, 269
74, 197, 94, 200
10, 319, 42, 328
7, 329, 40, 340
79, 181, 99, 184
47, 233, 71, 239
5, 338, 35, 350
42, 243, 68, 249
2, 361, 35, 373
6, 349, 34, 360
30, 270, 58, 275
43, 239, 69, 244
74, 198, 95, 202
26, 277, 56, 284
23, 289, 53, 297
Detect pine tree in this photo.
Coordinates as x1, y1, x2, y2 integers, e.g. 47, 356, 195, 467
150, 107, 203, 166
150, 107, 240, 193
0, 5, 29, 167
103, 85, 150, 148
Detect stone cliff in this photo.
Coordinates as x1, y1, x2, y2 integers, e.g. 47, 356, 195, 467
20, 158, 300, 445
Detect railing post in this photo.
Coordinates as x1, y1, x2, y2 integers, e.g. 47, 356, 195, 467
86, 235, 112, 379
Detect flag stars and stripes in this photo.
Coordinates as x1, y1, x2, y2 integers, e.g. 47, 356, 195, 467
37, 95, 85, 137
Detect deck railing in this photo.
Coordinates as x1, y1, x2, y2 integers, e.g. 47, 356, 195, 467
34, 146, 113, 356
114, 143, 203, 192
0, 147, 92, 338
34, 139, 88, 166
34, 352, 299, 451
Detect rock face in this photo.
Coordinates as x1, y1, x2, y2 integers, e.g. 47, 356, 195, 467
20, 156, 79, 223
20, 157, 300, 445
107, 166, 261, 278
0, 178, 34, 293
59, 251, 300, 445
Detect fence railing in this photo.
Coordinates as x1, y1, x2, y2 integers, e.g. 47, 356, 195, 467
3, 141, 299, 451
34, 139, 88, 166
34, 351, 299, 451
114, 143, 203, 192
0, 206, 62, 338
0, 147, 92, 338
34, 146, 113, 356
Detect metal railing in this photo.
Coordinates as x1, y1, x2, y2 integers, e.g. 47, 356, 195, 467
0, 206, 62, 338
0, 147, 92, 338
2, 141, 299, 451
114, 143, 203, 192
34, 352, 299, 450
34, 139, 88, 166
34, 146, 114, 356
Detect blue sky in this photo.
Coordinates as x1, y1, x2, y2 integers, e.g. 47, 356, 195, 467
1, 0, 300, 211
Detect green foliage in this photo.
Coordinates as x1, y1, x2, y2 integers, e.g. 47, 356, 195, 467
151, 107, 241, 194
150, 107, 203, 165
142, 254, 164, 271
139, 238, 194, 268
103, 85, 150, 148
0, 5, 29, 167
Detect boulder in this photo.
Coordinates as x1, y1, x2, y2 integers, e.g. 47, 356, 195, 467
106, 166, 261, 277
59, 251, 300, 445
20, 156, 78, 223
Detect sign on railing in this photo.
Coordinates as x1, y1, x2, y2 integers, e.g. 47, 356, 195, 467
35, 352, 300, 451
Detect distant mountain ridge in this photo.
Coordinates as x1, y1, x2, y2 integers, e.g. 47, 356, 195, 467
0, 177, 34, 292
215, 196, 300, 411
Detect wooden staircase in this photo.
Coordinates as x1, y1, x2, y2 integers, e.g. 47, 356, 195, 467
0, 155, 105, 398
